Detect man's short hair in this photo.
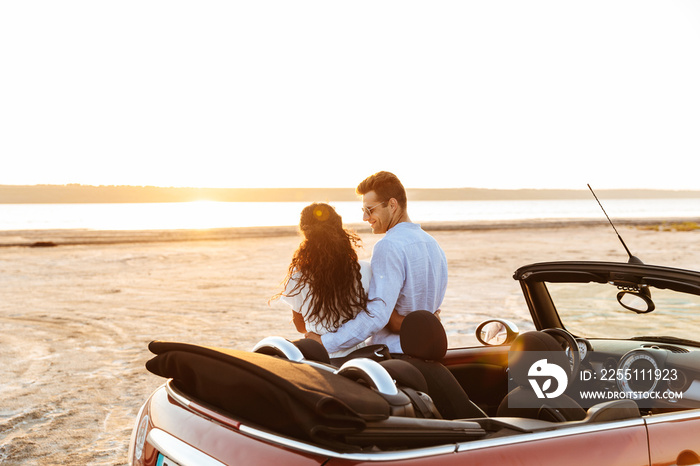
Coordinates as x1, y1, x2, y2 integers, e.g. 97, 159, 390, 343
356, 171, 407, 210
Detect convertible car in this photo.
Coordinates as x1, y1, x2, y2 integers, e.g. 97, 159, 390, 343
127, 258, 700, 465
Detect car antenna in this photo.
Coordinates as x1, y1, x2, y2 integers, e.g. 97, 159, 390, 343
587, 184, 643, 264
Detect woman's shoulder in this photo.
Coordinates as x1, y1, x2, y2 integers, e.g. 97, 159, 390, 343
285, 269, 302, 287
359, 260, 371, 290
359, 260, 372, 274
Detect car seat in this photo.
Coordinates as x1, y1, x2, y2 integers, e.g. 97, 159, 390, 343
497, 331, 586, 421
399, 310, 487, 419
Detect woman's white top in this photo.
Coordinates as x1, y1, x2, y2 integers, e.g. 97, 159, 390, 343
280, 260, 371, 358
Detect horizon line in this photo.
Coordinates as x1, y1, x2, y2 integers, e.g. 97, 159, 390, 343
2, 184, 700, 204
2, 183, 699, 192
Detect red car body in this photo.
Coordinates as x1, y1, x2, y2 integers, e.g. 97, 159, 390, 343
128, 261, 700, 465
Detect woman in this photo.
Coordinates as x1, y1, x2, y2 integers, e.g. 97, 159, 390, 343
272, 203, 371, 358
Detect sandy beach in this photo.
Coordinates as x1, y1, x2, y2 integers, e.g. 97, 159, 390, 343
1, 220, 699, 464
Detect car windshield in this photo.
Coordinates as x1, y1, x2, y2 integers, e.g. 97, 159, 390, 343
548, 282, 700, 344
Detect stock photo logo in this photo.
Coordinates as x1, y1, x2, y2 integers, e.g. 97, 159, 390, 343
527, 358, 569, 399
506, 346, 577, 410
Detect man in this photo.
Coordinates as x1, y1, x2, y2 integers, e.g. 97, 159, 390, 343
307, 171, 448, 354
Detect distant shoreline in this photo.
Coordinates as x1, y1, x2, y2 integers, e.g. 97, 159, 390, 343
2, 184, 700, 204
1, 217, 697, 248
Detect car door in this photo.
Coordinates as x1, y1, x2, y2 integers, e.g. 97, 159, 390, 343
453, 419, 650, 466
646, 410, 700, 465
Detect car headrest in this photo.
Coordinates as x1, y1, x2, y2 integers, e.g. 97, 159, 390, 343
292, 338, 331, 365
509, 331, 571, 387
379, 359, 429, 393
400, 310, 447, 361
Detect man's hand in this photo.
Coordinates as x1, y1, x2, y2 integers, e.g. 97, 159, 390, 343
387, 308, 441, 333
304, 331, 323, 345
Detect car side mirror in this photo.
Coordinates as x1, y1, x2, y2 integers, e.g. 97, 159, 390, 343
476, 319, 519, 346
617, 288, 655, 314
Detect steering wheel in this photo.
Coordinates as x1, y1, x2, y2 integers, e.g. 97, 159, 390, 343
542, 328, 580, 382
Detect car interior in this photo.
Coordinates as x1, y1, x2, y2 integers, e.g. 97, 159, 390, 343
146, 306, 655, 453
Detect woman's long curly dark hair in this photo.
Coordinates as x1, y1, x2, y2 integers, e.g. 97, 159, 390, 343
274, 203, 370, 329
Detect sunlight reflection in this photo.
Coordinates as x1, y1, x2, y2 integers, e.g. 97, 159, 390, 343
100, 202, 307, 230
1, 198, 699, 231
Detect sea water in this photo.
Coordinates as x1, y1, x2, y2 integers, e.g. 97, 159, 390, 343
0, 198, 698, 231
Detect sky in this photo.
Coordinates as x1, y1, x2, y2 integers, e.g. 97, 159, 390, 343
2, 1, 700, 191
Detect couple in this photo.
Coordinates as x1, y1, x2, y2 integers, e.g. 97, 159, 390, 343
273, 171, 448, 358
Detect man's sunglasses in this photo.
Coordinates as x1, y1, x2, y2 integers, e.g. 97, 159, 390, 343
361, 201, 387, 217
